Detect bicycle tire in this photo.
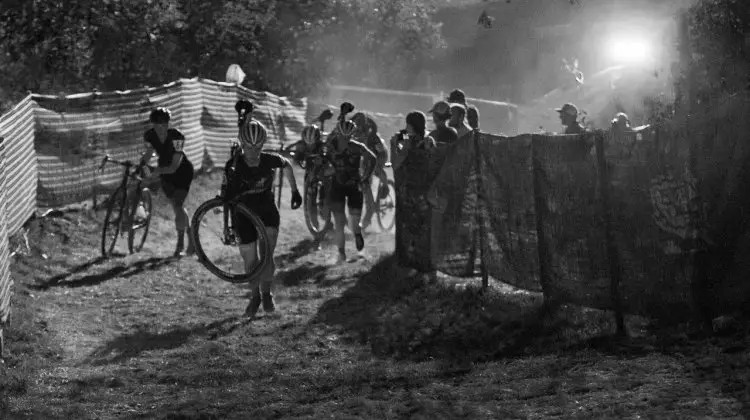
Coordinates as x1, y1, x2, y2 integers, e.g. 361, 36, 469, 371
127, 187, 153, 254
375, 179, 396, 232
101, 187, 126, 257
190, 197, 271, 283
303, 175, 332, 240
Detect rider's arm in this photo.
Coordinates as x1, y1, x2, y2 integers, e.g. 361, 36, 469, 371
154, 133, 185, 175
372, 136, 388, 168
270, 153, 299, 194
282, 158, 300, 195
140, 132, 156, 165
355, 141, 377, 181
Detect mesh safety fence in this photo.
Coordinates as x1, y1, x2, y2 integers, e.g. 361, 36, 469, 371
29, 78, 307, 209
396, 125, 750, 320
0, 136, 12, 327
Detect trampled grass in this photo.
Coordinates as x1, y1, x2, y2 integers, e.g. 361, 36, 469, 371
2, 168, 750, 419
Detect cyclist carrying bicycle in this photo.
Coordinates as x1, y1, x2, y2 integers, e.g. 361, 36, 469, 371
223, 105, 302, 318
140, 107, 195, 257
286, 109, 334, 167
350, 112, 389, 229
325, 102, 377, 264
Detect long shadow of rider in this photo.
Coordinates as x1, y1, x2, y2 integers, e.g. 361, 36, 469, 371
30, 256, 176, 291
81, 315, 249, 367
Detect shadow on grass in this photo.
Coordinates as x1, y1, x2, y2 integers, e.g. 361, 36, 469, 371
276, 238, 321, 265
83, 316, 250, 366
30, 257, 176, 291
278, 262, 328, 287
313, 255, 650, 364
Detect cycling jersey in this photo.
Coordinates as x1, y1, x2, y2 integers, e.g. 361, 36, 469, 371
144, 127, 194, 190
224, 151, 287, 199
326, 135, 374, 187
223, 151, 287, 243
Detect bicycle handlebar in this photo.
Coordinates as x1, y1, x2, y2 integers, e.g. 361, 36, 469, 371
99, 154, 147, 181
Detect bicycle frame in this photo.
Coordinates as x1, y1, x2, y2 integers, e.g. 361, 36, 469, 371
99, 155, 146, 208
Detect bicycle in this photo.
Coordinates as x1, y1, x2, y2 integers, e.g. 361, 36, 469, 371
190, 143, 272, 283
99, 155, 153, 258
301, 152, 336, 241
364, 162, 396, 232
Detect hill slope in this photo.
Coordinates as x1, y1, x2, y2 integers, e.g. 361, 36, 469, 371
1, 167, 749, 419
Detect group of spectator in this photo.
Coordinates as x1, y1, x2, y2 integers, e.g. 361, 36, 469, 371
388, 87, 640, 281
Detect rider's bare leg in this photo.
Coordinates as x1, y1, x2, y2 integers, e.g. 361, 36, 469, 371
361, 181, 375, 229
239, 226, 279, 317
349, 206, 365, 252
333, 208, 347, 263
171, 189, 193, 256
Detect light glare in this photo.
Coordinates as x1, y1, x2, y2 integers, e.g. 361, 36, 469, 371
606, 35, 652, 65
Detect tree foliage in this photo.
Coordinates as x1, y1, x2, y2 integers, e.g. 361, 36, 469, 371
0, 0, 445, 112
683, 0, 750, 108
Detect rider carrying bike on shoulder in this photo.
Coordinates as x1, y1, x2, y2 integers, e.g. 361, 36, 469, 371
140, 107, 195, 257
325, 102, 377, 264
224, 101, 303, 318
350, 112, 389, 229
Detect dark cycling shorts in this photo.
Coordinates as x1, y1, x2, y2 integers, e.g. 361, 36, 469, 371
234, 193, 280, 244
160, 179, 190, 206
328, 181, 364, 212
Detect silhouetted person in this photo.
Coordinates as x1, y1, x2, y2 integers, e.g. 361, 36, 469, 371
428, 101, 458, 146
556, 103, 585, 134
447, 89, 480, 130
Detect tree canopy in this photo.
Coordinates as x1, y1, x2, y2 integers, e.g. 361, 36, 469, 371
0, 0, 445, 112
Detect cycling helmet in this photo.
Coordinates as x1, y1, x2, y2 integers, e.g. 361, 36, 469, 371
302, 124, 321, 145
336, 120, 357, 138
239, 119, 267, 147
149, 107, 171, 124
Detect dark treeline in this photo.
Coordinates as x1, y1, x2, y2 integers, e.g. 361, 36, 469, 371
0, 0, 444, 112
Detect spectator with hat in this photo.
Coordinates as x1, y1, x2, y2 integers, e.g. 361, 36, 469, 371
446, 88, 480, 130
556, 103, 585, 134
428, 100, 458, 146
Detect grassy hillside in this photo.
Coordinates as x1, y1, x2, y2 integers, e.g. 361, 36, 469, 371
1, 165, 750, 418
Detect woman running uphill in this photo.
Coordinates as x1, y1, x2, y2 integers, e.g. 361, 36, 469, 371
325, 102, 377, 264
223, 102, 302, 318
140, 107, 195, 257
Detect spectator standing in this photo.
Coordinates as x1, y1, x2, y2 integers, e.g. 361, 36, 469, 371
391, 111, 440, 282
556, 103, 585, 134
446, 89, 480, 130
428, 101, 458, 146
448, 103, 473, 140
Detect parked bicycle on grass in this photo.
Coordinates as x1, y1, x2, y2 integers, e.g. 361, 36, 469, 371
99, 155, 153, 258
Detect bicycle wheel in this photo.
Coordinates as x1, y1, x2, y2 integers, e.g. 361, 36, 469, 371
303, 175, 332, 240
375, 179, 396, 232
128, 187, 152, 254
101, 187, 126, 257
190, 197, 271, 283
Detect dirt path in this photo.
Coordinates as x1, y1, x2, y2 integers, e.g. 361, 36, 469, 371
3, 171, 750, 419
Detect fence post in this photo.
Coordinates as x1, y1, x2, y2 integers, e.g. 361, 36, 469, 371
531, 136, 555, 308
276, 145, 284, 208
473, 131, 490, 289
595, 131, 626, 337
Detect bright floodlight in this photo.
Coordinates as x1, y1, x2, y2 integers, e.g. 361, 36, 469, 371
606, 35, 652, 65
